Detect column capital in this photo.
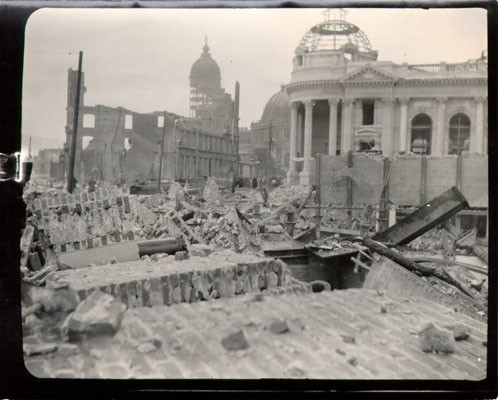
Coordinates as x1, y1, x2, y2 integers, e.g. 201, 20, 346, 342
290, 101, 300, 110
475, 96, 486, 103
436, 97, 448, 105
342, 98, 353, 106
380, 98, 395, 105
303, 100, 316, 108
398, 97, 409, 105
328, 98, 339, 107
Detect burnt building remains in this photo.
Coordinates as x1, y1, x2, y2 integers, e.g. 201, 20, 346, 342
63, 40, 239, 185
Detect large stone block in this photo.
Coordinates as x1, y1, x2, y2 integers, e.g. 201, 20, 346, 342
63, 290, 126, 341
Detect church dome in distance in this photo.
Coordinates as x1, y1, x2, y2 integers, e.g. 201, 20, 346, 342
190, 38, 222, 90
260, 85, 291, 125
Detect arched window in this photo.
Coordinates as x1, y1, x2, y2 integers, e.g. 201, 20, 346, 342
410, 113, 432, 155
449, 113, 470, 155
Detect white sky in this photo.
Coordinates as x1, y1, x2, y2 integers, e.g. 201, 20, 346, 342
22, 7, 487, 156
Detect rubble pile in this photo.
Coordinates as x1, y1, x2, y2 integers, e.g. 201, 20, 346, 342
267, 184, 310, 207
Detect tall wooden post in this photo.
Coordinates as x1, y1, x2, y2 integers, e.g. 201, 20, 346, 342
315, 153, 322, 240
268, 122, 273, 175
157, 111, 167, 191
67, 51, 83, 193
346, 150, 353, 228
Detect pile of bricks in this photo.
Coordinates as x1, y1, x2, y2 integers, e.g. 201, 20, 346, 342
29, 188, 138, 253
268, 184, 311, 207
46, 251, 306, 308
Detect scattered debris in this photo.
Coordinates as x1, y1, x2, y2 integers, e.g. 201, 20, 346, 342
221, 329, 249, 351
347, 356, 358, 367
341, 335, 356, 344
418, 322, 456, 354
268, 319, 289, 334
23, 341, 58, 356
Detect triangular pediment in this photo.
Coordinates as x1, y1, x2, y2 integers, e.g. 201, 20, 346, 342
340, 64, 398, 83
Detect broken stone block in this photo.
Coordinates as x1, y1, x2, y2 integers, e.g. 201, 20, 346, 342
419, 322, 456, 354
269, 319, 289, 334
63, 290, 126, 340
221, 329, 249, 351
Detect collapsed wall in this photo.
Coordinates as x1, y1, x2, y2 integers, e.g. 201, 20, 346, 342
46, 251, 311, 308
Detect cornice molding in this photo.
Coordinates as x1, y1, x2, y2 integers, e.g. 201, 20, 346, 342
286, 77, 487, 94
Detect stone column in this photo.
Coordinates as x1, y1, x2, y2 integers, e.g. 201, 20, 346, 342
435, 97, 447, 155
399, 98, 408, 152
287, 102, 300, 184
297, 109, 304, 156
300, 100, 315, 185
341, 99, 353, 153
475, 97, 485, 154
381, 98, 394, 156
328, 99, 339, 156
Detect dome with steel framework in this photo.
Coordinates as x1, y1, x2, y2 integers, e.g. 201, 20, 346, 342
260, 85, 291, 125
298, 9, 375, 55
190, 38, 222, 90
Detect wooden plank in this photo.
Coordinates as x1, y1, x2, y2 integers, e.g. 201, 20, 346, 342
372, 186, 469, 246
420, 156, 427, 205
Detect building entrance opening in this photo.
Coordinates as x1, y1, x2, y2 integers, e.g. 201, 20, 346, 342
410, 113, 432, 155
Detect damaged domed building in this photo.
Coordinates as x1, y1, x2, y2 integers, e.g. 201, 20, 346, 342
284, 9, 487, 184
240, 86, 291, 176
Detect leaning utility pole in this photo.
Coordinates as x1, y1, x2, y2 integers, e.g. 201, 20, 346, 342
67, 51, 83, 193
268, 121, 273, 175
157, 111, 167, 191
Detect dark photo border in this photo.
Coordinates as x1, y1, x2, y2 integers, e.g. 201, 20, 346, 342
0, 1, 496, 398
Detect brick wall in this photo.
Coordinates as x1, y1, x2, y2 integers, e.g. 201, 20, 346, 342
47, 253, 309, 308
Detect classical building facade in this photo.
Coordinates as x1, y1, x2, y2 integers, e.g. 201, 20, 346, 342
286, 9, 488, 184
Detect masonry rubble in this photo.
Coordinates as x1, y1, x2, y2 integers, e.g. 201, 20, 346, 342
20, 176, 488, 377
